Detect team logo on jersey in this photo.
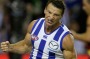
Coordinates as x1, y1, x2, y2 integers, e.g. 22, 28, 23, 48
43, 35, 47, 39
48, 40, 59, 52
31, 35, 39, 41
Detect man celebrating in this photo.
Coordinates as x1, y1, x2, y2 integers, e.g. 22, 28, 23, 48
1, 0, 76, 59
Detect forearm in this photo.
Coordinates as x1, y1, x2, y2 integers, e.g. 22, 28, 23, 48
71, 52, 77, 59
75, 33, 90, 42
64, 54, 76, 59
64, 53, 77, 59
9, 40, 30, 54
63, 50, 77, 59
75, 33, 85, 40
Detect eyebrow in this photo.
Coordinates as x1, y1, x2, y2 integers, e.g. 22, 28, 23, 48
46, 8, 61, 16
47, 9, 52, 13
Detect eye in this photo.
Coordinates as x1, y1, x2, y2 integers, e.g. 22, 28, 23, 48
47, 10, 51, 14
54, 14, 59, 16
49, 11, 51, 14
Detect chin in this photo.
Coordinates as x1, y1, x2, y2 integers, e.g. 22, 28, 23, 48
46, 23, 52, 27
46, 23, 53, 27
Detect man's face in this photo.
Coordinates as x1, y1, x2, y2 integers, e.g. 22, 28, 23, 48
44, 3, 63, 27
83, 0, 90, 15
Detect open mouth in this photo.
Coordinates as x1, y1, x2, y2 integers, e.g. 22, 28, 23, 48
47, 19, 53, 24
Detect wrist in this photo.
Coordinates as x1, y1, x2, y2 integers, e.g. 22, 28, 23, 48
8, 44, 14, 52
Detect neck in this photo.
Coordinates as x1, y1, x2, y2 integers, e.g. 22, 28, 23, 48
45, 22, 61, 34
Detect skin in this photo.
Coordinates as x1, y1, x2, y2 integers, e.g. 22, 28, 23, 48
72, 0, 90, 42
83, 0, 90, 15
1, 20, 36, 54
44, 3, 62, 34
1, 3, 76, 59
63, 34, 76, 59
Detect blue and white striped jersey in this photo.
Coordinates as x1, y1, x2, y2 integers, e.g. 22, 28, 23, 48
30, 18, 70, 59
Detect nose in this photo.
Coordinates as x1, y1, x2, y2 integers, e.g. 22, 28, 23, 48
49, 14, 54, 19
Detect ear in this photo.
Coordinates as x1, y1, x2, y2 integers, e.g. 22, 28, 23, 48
44, 8, 47, 14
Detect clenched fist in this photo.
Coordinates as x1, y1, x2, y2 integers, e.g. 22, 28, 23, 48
1, 41, 11, 52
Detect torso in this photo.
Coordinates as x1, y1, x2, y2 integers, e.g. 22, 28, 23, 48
30, 18, 70, 59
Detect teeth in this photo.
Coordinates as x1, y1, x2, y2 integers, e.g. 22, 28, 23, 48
47, 19, 53, 24
48, 20, 51, 22
48, 19, 52, 22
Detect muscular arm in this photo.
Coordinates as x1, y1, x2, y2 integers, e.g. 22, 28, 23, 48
62, 34, 77, 59
8, 20, 37, 54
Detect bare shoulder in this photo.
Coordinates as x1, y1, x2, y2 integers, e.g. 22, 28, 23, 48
62, 34, 76, 59
24, 20, 37, 46
27, 20, 37, 33
62, 34, 74, 51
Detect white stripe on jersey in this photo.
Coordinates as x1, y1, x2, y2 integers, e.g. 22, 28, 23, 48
31, 18, 45, 34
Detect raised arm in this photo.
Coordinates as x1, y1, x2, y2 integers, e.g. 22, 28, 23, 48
1, 20, 37, 54
62, 34, 77, 59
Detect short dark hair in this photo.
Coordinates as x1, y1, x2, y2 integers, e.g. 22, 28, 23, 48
46, 0, 65, 15
87, 0, 90, 3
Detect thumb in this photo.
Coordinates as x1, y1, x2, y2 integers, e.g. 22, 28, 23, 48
5, 41, 10, 45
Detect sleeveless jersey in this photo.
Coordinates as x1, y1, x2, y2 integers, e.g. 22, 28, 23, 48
30, 18, 70, 59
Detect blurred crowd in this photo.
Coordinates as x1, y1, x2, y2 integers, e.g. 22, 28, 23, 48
0, 0, 90, 59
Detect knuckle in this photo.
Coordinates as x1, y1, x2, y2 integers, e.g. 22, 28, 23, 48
1, 42, 5, 45
1, 48, 3, 50
2, 49, 8, 52
1, 45, 3, 47
1, 45, 5, 47
5, 47, 8, 49
2, 49, 5, 51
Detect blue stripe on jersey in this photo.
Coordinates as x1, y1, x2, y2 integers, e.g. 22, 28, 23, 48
29, 47, 34, 59
31, 19, 40, 33
62, 24, 64, 27
29, 48, 34, 59
30, 19, 44, 59
48, 52, 55, 59
31, 19, 44, 48
31, 40, 34, 48
30, 19, 41, 49
29, 49, 34, 59
33, 19, 44, 35
54, 26, 64, 41
30, 18, 40, 47
36, 39, 46, 59
60, 31, 70, 51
